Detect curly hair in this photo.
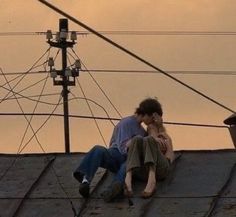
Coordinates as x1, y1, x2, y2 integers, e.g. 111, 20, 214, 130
135, 97, 163, 116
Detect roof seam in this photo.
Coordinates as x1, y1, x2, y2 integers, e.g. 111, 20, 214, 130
139, 153, 183, 217
77, 170, 108, 216
1, 196, 236, 200
203, 162, 236, 217
11, 156, 56, 217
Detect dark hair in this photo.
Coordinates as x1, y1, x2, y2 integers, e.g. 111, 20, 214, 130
135, 98, 163, 116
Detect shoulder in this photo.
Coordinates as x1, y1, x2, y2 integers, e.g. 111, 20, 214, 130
119, 115, 138, 126
158, 132, 172, 143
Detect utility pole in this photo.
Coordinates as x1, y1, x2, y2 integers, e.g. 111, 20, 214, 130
46, 19, 80, 153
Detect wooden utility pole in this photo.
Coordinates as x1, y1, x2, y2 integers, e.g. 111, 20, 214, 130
47, 19, 80, 153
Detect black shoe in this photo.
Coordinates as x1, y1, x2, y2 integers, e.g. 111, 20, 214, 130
79, 182, 90, 198
101, 181, 123, 202
73, 171, 83, 183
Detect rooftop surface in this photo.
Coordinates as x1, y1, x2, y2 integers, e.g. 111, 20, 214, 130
0, 149, 236, 217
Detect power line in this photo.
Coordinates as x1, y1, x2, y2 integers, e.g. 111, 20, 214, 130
0, 70, 48, 76
0, 84, 58, 106
19, 96, 63, 154
16, 73, 50, 154
75, 79, 108, 146
0, 47, 51, 104
0, 68, 46, 154
38, 0, 236, 114
68, 95, 116, 127
82, 69, 236, 76
5, 93, 60, 101
2, 69, 236, 76
0, 69, 61, 184
0, 49, 57, 183
0, 112, 228, 129
3, 30, 236, 36
71, 49, 123, 118
68, 48, 123, 119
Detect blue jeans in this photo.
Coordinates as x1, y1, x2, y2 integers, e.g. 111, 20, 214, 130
74, 145, 126, 184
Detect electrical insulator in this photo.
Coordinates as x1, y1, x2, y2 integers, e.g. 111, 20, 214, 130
55, 32, 60, 41
75, 60, 81, 69
65, 68, 72, 76
71, 31, 77, 41
48, 57, 54, 67
50, 69, 57, 78
46, 30, 53, 40
72, 68, 79, 77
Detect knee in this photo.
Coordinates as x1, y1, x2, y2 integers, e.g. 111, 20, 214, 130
91, 145, 107, 155
132, 135, 143, 143
143, 136, 161, 150
129, 136, 143, 148
144, 136, 156, 144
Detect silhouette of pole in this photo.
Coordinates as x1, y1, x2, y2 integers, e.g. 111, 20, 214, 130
61, 25, 70, 153
47, 19, 79, 153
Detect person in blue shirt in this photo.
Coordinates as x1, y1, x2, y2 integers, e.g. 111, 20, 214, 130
73, 97, 163, 202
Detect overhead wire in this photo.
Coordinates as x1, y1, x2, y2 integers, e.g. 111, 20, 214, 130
0, 49, 51, 92
1, 77, 48, 101
1, 2, 234, 214
16, 49, 51, 154
70, 48, 123, 118
0, 95, 63, 181
38, 0, 235, 114
17, 95, 77, 217
3, 2, 233, 214
18, 95, 62, 154
0, 112, 227, 129
0, 67, 56, 182
67, 96, 116, 127
68, 49, 121, 126
3, 30, 236, 36
1, 95, 77, 216
0, 51, 78, 216
0, 70, 48, 76
0, 47, 51, 104
0, 80, 57, 106
0, 68, 46, 152
18, 95, 78, 216
75, 79, 107, 146
0, 48, 59, 179
5, 92, 60, 102
0, 73, 28, 90
1, 48, 60, 105
79, 69, 236, 76
68, 54, 114, 144
2, 69, 236, 76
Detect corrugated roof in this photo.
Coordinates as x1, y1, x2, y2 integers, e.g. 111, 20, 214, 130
0, 150, 235, 217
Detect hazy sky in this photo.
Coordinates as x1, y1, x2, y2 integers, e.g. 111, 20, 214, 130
0, 0, 236, 153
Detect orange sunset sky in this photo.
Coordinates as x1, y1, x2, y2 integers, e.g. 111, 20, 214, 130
0, 0, 236, 153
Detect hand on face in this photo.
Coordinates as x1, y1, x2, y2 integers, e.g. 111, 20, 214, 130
152, 113, 163, 126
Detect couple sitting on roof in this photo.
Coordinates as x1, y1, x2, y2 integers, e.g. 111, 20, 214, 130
73, 97, 174, 202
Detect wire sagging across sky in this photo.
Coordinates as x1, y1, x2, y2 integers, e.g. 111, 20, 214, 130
38, 0, 236, 114
3, 30, 236, 36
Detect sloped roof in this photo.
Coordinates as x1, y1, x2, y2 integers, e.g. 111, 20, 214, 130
0, 150, 235, 217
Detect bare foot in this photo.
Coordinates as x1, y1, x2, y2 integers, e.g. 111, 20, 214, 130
142, 166, 156, 197
125, 171, 133, 192
143, 180, 156, 193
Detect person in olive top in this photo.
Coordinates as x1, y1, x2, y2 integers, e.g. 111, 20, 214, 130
73, 98, 163, 202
